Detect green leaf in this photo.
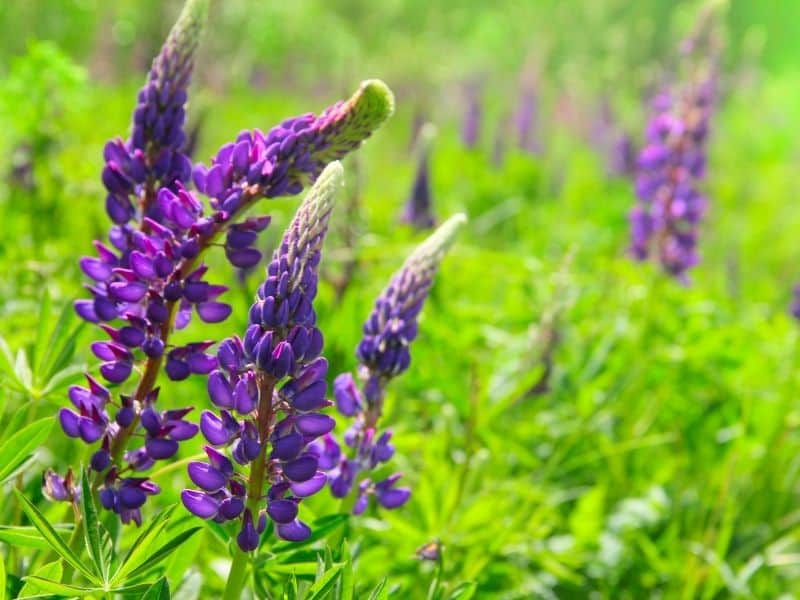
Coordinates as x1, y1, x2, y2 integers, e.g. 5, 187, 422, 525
0, 417, 54, 483
80, 469, 108, 582
0, 551, 6, 600
18, 560, 63, 598
19, 575, 97, 598
0, 524, 72, 550
121, 527, 202, 581
447, 582, 477, 600
113, 505, 176, 584
32, 289, 52, 377
339, 541, 354, 600
367, 579, 388, 600
13, 489, 100, 583
141, 576, 170, 600
303, 564, 343, 600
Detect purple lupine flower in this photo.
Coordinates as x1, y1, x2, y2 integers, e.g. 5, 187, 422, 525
514, 84, 541, 154
590, 98, 636, 177
461, 83, 481, 149
322, 214, 466, 513
400, 123, 436, 230
57, 0, 394, 525
181, 162, 343, 550
628, 6, 721, 282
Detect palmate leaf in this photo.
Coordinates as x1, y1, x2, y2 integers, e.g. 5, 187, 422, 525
0, 417, 54, 484
18, 576, 97, 598
112, 505, 176, 584
12, 489, 100, 584
18, 559, 62, 598
80, 470, 109, 582
111, 505, 201, 586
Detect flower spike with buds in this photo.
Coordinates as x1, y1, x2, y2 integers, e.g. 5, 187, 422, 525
55, 0, 394, 524
181, 162, 344, 550
321, 214, 467, 513
628, 2, 723, 282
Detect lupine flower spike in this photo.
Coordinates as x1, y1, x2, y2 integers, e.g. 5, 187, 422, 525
400, 123, 436, 229
182, 161, 344, 549
628, 2, 723, 282
321, 214, 467, 513
55, 0, 394, 523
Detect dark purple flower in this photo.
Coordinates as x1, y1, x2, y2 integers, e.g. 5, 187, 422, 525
183, 163, 344, 551
400, 123, 436, 230
322, 215, 465, 513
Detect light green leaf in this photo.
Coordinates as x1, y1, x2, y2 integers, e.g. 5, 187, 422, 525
80, 469, 108, 582
0, 524, 72, 550
18, 560, 62, 598
0, 417, 54, 483
13, 489, 100, 583
141, 576, 170, 600
367, 579, 388, 600
303, 564, 343, 600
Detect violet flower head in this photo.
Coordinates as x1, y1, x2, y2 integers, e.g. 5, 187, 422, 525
58, 0, 394, 526
181, 162, 343, 550
628, 5, 721, 282
320, 214, 466, 514
400, 123, 436, 230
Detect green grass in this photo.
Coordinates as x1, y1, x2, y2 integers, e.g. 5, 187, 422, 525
3, 4, 800, 597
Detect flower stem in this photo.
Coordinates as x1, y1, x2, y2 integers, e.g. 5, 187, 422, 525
222, 374, 276, 600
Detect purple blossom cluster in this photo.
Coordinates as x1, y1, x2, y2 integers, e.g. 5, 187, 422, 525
400, 123, 436, 230
53, 0, 394, 525
181, 163, 342, 550
320, 214, 466, 513
628, 8, 720, 282
461, 84, 482, 149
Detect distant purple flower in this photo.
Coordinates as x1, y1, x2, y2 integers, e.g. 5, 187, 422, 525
461, 84, 481, 149
322, 214, 466, 513
182, 162, 343, 550
400, 123, 436, 229
628, 11, 720, 282
514, 85, 541, 154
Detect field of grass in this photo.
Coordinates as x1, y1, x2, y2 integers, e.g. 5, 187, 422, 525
2, 1, 800, 598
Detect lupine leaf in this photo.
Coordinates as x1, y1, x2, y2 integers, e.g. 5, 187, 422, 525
141, 577, 170, 600
31, 289, 52, 377
80, 470, 108, 582
18, 576, 96, 598
367, 579, 389, 600
0, 551, 6, 600
447, 582, 477, 600
113, 505, 176, 584
13, 490, 99, 583
303, 564, 343, 600
0, 525, 72, 550
339, 541, 354, 600
18, 560, 63, 598
0, 417, 54, 483
122, 527, 202, 580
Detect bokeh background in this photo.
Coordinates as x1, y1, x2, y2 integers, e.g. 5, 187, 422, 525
2, 0, 800, 597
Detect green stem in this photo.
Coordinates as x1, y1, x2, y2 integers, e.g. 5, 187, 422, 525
222, 374, 276, 600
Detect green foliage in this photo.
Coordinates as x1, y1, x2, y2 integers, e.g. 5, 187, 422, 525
1, 1, 800, 598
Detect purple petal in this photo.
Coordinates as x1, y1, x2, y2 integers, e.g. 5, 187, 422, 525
289, 472, 326, 497
181, 490, 220, 519
276, 519, 311, 542
197, 302, 232, 323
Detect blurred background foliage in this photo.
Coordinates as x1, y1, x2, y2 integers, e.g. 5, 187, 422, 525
2, 0, 800, 597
